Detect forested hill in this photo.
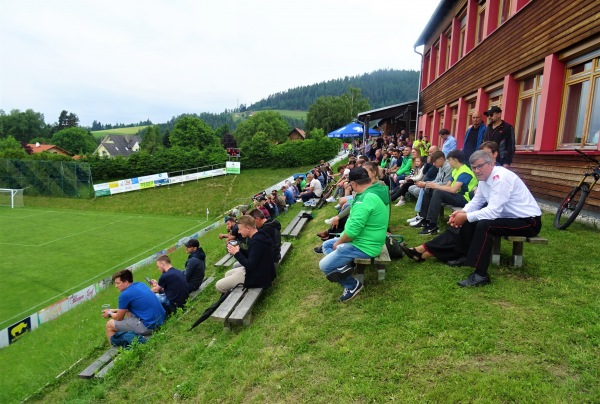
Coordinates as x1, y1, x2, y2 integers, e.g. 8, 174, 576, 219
247, 69, 419, 111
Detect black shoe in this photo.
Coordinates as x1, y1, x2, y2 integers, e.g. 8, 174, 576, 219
457, 272, 491, 287
410, 218, 425, 228
313, 246, 323, 254
399, 243, 425, 262
326, 263, 355, 282
419, 223, 439, 235
446, 256, 466, 267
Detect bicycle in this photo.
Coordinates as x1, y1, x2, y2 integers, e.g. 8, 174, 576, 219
553, 149, 600, 230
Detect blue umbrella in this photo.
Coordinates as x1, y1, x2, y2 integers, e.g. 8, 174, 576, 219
327, 122, 381, 138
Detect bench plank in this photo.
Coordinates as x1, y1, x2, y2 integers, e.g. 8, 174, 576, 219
289, 217, 308, 237
78, 347, 118, 379
282, 211, 305, 236
95, 359, 116, 378
492, 235, 548, 268
227, 288, 263, 327
188, 276, 214, 301
354, 246, 391, 282
211, 286, 245, 323
214, 253, 234, 267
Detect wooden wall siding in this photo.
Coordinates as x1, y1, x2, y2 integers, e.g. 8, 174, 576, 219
512, 154, 600, 213
420, 0, 600, 114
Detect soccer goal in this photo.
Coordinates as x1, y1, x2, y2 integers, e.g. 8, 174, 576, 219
0, 188, 25, 208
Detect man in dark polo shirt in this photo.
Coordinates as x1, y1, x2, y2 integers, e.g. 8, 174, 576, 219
151, 255, 189, 313
483, 106, 515, 168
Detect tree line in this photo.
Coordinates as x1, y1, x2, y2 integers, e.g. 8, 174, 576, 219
247, 69, 419, 111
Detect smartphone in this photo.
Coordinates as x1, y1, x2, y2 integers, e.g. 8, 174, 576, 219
145, 277, 152, 285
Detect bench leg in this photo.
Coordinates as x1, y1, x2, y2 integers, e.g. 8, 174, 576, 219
355, 264, 365, 283
511, 242, 524, 268
491, 237, 501, 265
376, 264, 386, 281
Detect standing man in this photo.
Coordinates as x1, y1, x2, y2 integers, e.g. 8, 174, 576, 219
483, 106, 516, 167
401, 150, 542, 287
183, 238, 205, 293
440, 129, 457, 157
151, 255, 189, 313
318, 167, 389, 303
103, 269, 165, 346
215, 215, 276, 293
462, 112, 487, 162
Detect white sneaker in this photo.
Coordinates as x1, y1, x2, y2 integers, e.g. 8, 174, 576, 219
324, 218, 333, 225
395, 200, 405, 207
406, 214, 421, 223
334, 204, 340, 210
326, 197, 336, 203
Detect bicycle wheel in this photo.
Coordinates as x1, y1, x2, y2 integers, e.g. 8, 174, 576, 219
554, 183, 590, 230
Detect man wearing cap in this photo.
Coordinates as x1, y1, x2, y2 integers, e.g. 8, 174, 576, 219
440, 128, 457, 157
318, 167, 389, 303
483, 106, 515, 167
183, 238, 206, 293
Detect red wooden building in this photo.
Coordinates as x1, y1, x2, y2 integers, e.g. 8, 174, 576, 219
415, 0, 600, 213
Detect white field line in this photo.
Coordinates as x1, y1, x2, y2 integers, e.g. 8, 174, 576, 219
0, 222, 207, 329
0, 210, 56, 220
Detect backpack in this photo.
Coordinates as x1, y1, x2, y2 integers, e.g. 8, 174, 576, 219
110, 331, 147, 348
385, 234, 404, 259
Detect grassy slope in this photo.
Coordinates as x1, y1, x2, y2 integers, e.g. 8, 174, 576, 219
91, 126, 148, 138
22, 202, 600, 403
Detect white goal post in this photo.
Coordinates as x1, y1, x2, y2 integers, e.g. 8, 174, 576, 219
0, 188, 25, 209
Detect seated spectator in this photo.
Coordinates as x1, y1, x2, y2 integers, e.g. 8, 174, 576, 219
389, 147, 413, 191
183, 238, 206, 293
479, 141, 500, 165
407, 146, 441, 222
299, 173, 323, 202
392, 155, 425, 206
151, 255, 189, 313
401, 150, 542, 287
103, 269, 166, 346
215, 215, 276, 293
248, 208, 281, 262
410, 150, 477, 235
259, 195, 277, 218
271, 189, 286, 212
317, 168, 389, 302
218, 216, 245, 244
282, 185, 296, 205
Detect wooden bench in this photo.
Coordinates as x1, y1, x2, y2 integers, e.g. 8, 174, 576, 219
353, 245, 391, 283
79, 277, 214, 379
211, 242, 292, 329
281, 210, 310, 238
491, 235, 548, 268
214, 252, 237, 268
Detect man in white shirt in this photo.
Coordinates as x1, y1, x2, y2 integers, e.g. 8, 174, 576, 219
401, 150, 542, 287
300, 173, 323, 202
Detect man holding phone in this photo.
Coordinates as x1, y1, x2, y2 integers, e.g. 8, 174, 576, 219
103, 269, 165, 346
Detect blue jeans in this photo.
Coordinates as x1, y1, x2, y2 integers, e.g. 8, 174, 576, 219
415, 188, 425, 212
319, 238, 369, 288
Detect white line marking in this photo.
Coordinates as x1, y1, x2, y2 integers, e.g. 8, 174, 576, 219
37, 216, 135, 246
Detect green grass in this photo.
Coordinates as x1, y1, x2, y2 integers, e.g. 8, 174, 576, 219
91, 126, 149, 138
0, 208, 204, 327
3, 182, 600, 403
270, 109, 307, 120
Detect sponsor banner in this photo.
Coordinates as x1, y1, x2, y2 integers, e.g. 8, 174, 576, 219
226, 161, 241, 174
68, 285, 96, 310
38, 297, 69, 324
93, 183, 110, 191
0, 328, 8, 349
7, 315, 38, 345
140, 181, 155, 189
139, 173, 168, 183
95, 188, 111, 197
154, 178, 169, 187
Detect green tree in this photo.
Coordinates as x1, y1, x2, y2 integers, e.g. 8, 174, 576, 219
235, 111, 290, 145
57, 110, 80, 131
169, 116, 217, 150
140, 125, 162, 154
305, 87, 370, 134
0, 109, 48, 142
51, 127, 97, 155
0, 135, 28, 158
214, 124, 230, 139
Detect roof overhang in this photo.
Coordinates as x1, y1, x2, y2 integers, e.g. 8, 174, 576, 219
414, 0, 455, 48
356, 100, 418, 122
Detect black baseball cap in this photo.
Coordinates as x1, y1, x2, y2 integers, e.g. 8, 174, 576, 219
484, 106, 502, 116
348, 167, 370, 182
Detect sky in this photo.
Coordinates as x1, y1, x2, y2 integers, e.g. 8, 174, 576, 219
0, 0, 440, 127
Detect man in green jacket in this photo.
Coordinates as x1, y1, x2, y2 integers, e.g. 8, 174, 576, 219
319, 167, 389, 303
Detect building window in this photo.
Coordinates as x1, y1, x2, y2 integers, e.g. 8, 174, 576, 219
458, 14, 467, 59
515, 74, 543, 149
466, 101, 477, 132
476, 1, 486, 45
559, 56, 600, 148
450, 106, 458, 136
499, 0, 512, 25
434, 41, 441, 79
444, 27, 452, 70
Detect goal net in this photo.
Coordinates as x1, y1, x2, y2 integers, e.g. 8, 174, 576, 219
0, 188, 24, 208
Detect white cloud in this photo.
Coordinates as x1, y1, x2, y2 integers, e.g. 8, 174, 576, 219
0, 0, 439, 126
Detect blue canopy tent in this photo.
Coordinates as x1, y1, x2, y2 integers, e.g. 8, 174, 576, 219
327, 122, 381, 138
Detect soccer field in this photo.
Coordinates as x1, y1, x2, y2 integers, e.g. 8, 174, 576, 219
0, 206, 208, 329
